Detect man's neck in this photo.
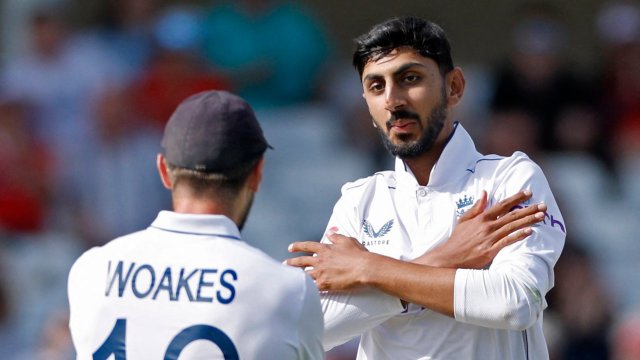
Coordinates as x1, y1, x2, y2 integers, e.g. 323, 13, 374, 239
173, 200, 226, 215
171, 193, 236, 219
403, 147, 442, 186
403, 123, 454, 186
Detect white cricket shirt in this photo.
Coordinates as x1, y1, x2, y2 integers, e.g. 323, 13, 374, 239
68, 211, 324, 360
321, 123, 566, 360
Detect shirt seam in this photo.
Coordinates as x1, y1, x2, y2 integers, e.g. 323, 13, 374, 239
148, 225, 241, 239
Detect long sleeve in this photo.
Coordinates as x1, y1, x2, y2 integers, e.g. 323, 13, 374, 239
321, 289, 403, 350
319, 182, 404, 350
297, 275, 326, 359
454, 153, 566, 330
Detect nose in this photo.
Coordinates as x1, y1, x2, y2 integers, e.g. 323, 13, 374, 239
384, 84, 407, 111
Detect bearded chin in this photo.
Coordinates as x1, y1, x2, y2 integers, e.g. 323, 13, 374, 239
379, 100, 448, 159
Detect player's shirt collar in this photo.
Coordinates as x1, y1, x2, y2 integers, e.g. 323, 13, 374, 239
149, 210, 242, 240
396, 122, 482, 190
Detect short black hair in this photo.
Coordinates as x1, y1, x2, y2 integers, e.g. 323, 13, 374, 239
353, 17, 454, 78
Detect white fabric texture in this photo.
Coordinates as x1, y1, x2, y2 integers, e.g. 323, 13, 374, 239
68, 211, 324, 359
320, 124, 566, 359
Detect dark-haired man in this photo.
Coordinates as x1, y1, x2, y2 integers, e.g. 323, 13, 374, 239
68, 91, 324, 359
287, 17, 565, 359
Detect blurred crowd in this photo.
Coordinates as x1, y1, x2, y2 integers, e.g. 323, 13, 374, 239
0, 0, 639, 359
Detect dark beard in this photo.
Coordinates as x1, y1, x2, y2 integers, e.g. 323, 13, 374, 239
377, 95, 448, 159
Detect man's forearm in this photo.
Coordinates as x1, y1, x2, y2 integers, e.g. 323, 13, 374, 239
287, 191, 546, 318
359, 251, 456, 316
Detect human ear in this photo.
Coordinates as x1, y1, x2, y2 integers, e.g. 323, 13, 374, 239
156, 154, 172, 189
446, 67, 465, 106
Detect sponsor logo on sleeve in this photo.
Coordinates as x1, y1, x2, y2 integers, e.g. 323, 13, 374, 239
511, 204, 566, 233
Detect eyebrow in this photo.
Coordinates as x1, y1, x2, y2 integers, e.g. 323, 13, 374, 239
362, 62, 428, 83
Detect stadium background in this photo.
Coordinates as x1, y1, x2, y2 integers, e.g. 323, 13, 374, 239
0, 0, 639, 358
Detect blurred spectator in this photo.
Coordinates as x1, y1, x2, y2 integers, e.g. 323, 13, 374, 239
597, 36, 640, 159
547, 241, 614, 360
480, 108, 542, 159
597, 0, 640, 48
616, 149, 640, 211
4, 307, 75, 360
489, 1, 597, 154
0, 2, 123, 200
77, 0, 160, 78
0, 249, 25, 355
610, 311, 640, 360
28, 309, 74, 360
539, 102, 622, 258
0, 99, 52, 233
201, 0, 331, 108
451, 62, 495, 142
71, 85, 169, 246
1, 230, 81, 357
553, 105, 607, 156
596, 1, 640, 206
131, 5, 230, 129
323, 65, 392, 172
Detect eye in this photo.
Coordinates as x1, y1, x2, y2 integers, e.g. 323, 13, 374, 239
403, 74, 420, 83
367, 81, 385, 94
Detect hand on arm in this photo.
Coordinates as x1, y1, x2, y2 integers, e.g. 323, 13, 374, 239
286, 190, 546, 317
415, 190, 547, 268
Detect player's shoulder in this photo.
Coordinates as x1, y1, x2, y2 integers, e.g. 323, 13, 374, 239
69, 246, 100, 274
230, 241, 280, 265
340, 170, 395, 195
68, 243, 109, 293
471, 151, 544, 180
233, 241, 311, 285
240, 244, 316, 298
69, 230, 146, 273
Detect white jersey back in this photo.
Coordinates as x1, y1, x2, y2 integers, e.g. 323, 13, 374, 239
68, 211, 324, 359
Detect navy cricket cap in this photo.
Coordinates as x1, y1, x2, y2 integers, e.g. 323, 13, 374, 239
161, 90, 272, 172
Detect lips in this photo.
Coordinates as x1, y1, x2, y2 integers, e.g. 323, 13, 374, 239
389, 119, 417, 132
387, 110, 420, 132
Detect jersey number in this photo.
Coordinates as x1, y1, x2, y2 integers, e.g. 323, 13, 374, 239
93, 318, 239, 360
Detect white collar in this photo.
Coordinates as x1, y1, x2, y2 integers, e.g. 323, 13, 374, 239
150, 211, 242, 240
